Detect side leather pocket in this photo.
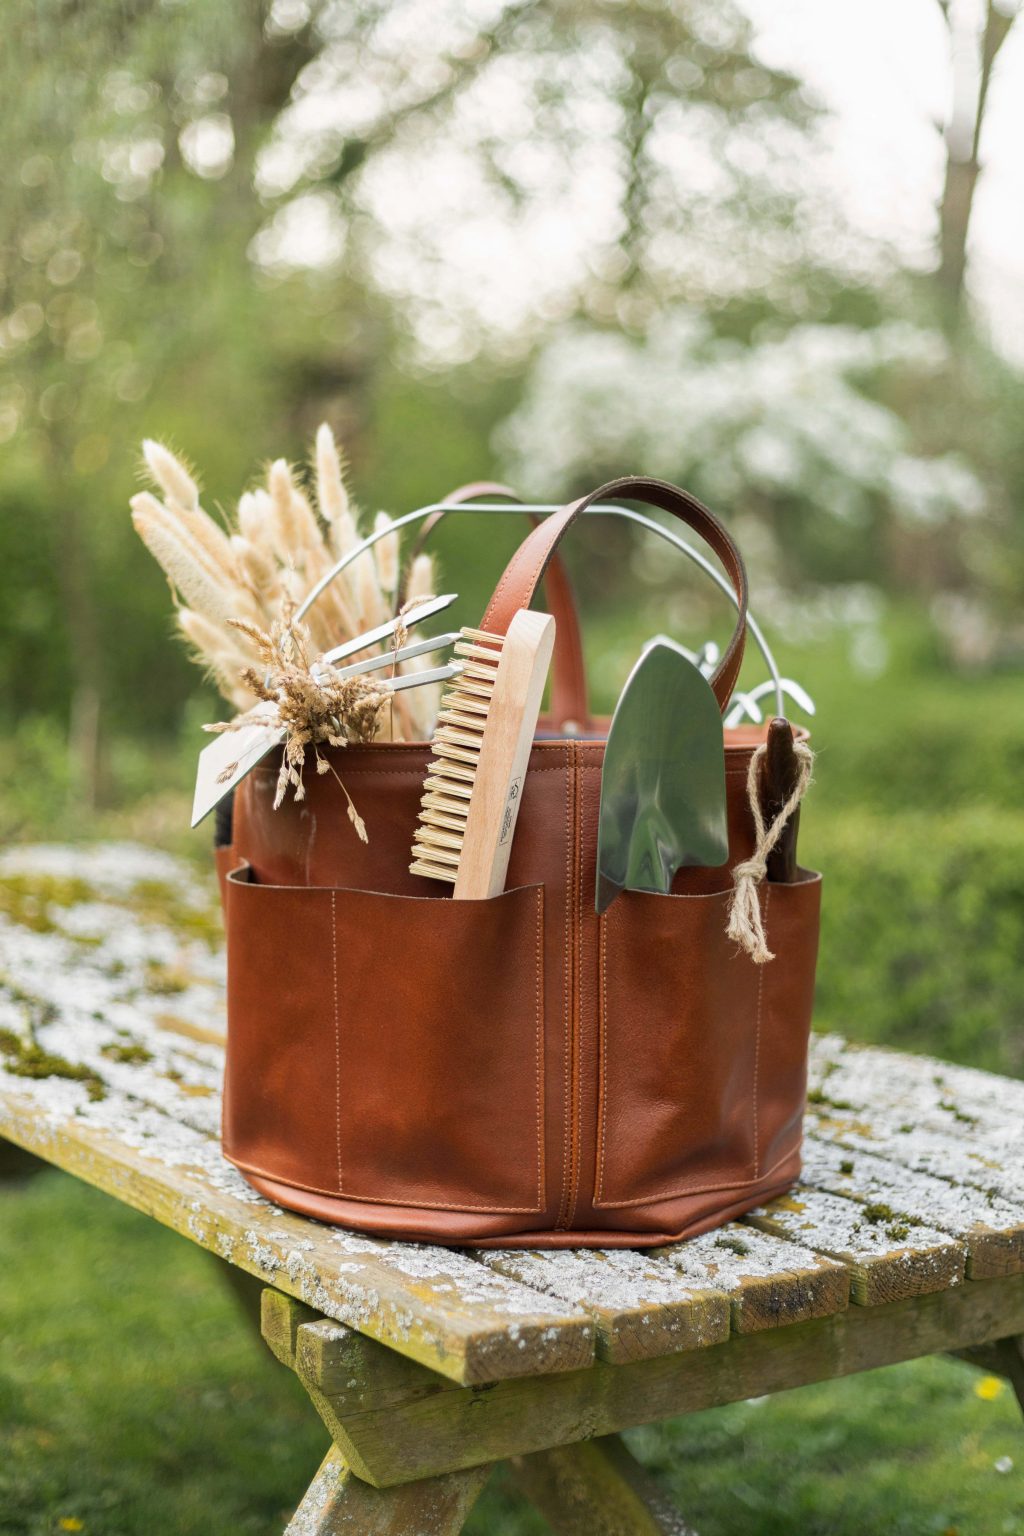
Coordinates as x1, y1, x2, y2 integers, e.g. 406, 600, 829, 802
223, 865, 546, 1214
595, 887, 762, 1208
594, 874, 822, 1208
751, 871, 822, 1175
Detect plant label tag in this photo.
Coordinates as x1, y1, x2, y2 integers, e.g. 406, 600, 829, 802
191, 718, 283, 828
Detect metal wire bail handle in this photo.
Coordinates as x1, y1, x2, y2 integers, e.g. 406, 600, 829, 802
296, 498, 787, 719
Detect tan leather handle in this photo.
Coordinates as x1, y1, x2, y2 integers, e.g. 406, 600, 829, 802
404, 480, 592, 730
482, 475, 749, 713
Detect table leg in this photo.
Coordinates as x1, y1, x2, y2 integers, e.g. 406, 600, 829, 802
951, 1334, 1024, 1416
509, 1434, 697, 1536
213, 1255, 266, 1332
0, 1137, 46, 1185
262, 1288, 699, 1532
285, 1445, 490, 1536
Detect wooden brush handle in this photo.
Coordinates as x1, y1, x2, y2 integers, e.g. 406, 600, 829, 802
454, 610, 556, 900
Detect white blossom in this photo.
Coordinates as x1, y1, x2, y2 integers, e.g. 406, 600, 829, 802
498, 316, 985, 528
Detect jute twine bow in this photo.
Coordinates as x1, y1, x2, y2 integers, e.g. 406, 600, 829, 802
726, 740, 814, 964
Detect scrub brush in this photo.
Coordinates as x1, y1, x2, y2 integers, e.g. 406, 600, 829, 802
410, 609, 556, 898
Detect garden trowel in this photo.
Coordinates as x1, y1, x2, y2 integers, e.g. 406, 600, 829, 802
595, 639, 729, 913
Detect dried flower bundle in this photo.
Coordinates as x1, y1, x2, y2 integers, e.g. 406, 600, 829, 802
130, 426, 441, 742
206, 611, 385, 834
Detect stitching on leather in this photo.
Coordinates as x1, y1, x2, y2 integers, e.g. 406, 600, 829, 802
518, 537, 566, 620
566, 755, 583, 1229
557, 743, 573, 1229
249, 748, 607, 769
331, 889, 342, 1194
752, 887, 769, 1179
226, 1139, 799, 1212
224, 1153, 545, 1213
593, 893, 771, 1210
230, 878, 549, 1216
591, 1143, 800, 1210
482, 510, 575, 631
482, 529, 543, 631
534, 886, 545, 1210
595, 910, 609, 1203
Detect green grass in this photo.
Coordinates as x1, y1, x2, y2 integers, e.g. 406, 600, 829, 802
2, 1175, 1023, 1534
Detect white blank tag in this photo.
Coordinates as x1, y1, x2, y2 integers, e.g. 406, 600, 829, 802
191, 719, 283, 828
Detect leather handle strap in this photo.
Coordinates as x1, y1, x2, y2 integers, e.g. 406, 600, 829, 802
482, 475, 749, 712
405, 480, 592, 730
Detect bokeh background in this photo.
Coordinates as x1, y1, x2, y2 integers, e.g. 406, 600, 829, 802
2, 2, 1023, 1532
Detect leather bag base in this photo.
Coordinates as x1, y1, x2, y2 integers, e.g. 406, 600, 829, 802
229, 1155, 802, 1248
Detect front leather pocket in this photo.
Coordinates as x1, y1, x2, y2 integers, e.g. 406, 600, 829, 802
223, 866, 545, 1214
595, 887, 762, 1208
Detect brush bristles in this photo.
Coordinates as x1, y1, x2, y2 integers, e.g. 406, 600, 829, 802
410, 625, 505, 884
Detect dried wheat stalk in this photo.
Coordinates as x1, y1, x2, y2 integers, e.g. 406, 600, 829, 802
130, 425, 441, 745
205, 610, 387, 829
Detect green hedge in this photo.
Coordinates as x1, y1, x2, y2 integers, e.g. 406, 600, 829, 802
805, 806, 1024, 1077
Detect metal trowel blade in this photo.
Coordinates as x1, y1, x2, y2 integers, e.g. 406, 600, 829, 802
595, 640, 729, 913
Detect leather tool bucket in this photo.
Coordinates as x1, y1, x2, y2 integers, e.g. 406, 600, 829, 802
218, 476, 822, 1248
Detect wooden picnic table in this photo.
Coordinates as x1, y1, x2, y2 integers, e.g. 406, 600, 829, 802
1, 840, 1022, 1534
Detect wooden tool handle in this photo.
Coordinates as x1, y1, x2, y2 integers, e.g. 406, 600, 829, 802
758, 716, 802, 884
453, 610, 556, 900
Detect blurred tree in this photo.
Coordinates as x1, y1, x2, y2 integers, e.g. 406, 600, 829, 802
0, 0, 845, 797
261, 0, 845, 356
2, 0, 1022, 809
1, 2, 328, 804
933, 0, 1021, 322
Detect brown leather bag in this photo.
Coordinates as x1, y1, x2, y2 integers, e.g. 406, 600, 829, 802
219, 476, 822, 1248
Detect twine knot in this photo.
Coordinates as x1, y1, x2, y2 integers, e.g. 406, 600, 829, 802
726, 740, 814, 964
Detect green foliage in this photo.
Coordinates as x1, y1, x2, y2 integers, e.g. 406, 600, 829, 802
763, 609, 1021, 813
625, 1355, 1024, 1536
811, 807, 1024, 1075
775, 613, 1024, 1075
0, 1176, 325, 1535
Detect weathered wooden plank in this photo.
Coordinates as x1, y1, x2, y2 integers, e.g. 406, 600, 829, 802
325, 1274, 1024, 1487
811, 1033, 1024, 1129
261, 1295, 450, 1423
295, 1318, 452, 1419
0, 894, 225, 1139
262, 1300, 459, 1484
744, 1188, 966, 1305
808, 1036, 1024, 1200
275, 1300, 691, 1521
284, 1446, 490, 1536
802, 1136, 1024, 1280
509, 1436, 696, 1536
0, 1080, 594, 1385
656, 1223, 850, 1332
262, 1289, 323, 1369
805, 1087, 1024, 1209
475, 1249, 731, 1363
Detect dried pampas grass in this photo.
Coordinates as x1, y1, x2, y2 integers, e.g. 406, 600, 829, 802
130, 424, 443, 745
208, 610, 387, 825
